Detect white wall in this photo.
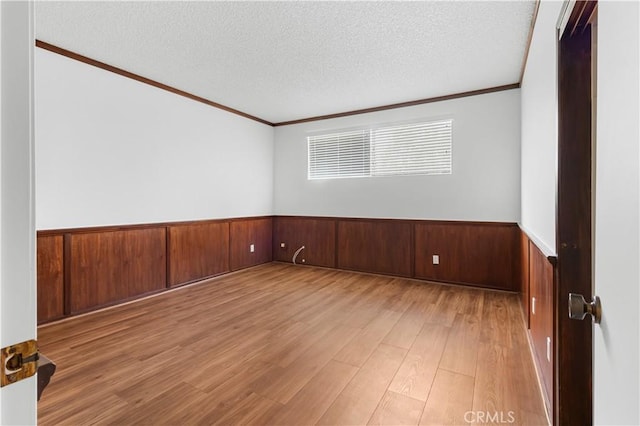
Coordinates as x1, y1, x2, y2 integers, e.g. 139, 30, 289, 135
273, 89, 521, 222
520, 0, 563, 255
594, 1, 639, 424
35, 48, 274, 230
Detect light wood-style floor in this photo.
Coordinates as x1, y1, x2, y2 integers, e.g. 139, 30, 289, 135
38, 263, 548, 426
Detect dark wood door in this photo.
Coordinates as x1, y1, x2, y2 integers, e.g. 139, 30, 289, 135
556, 2, 597, 424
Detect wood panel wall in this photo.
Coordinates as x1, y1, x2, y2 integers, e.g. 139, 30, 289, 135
37, 235, 64, 323
168, 222, 229, 287
520, 228, 556, 421
415, 222, 519, 290
37, 217, 272, 323
273, 216, 519, 290
273, 217, 336, 268
68, 228, 167, 313
230, 217, 273, 271
520, 230, 531, 326
337, 219, 413, 277
38, 216, 523, 324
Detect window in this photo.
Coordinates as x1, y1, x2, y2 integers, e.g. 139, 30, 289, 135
307, 119, 452, 180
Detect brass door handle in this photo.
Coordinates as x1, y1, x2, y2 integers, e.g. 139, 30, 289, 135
1, 340, 39, 387
568, 293, 602, 324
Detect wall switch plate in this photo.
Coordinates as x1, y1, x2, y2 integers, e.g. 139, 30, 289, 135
432, 255, 439, 265
280, 242, 285, 248
250, 244, 255, 253
532, 297, 536, 315
546, 337, 551, 362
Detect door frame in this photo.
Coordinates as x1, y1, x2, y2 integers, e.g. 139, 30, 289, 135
0, 0, 38, 423
555, 1, 597, 424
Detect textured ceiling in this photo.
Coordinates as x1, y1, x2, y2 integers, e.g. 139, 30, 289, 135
35, 1, 536, 124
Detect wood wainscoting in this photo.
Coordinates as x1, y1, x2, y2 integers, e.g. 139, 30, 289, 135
37, 235, 65, 322
36, 216, 273, 323
415, 222, 520, 291
520, 230, 531, 327
272, 216, 336, 268
38, 216, 522, 324
68, 227, 167, 314
273, 216, 520, 291
230, 217, 273, 271
337, 219, 413, 277
167, 221, 229, 287
520, 228, 556, 421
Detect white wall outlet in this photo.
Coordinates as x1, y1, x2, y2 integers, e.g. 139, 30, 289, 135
280, 242, 285, 248
532, 297, 536, 315
250, 244, 255, 253
546, 336, 551, 362
432, 255, 440, 265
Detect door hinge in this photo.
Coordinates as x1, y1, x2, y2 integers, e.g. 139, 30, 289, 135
1, 339, 38, 387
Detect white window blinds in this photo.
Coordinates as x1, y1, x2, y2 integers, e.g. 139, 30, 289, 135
308, 129, 370, 179
307, 119, 452, 180
371, 120, 452, 176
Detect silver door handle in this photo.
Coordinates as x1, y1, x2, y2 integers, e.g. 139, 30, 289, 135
568, 293, 602, 324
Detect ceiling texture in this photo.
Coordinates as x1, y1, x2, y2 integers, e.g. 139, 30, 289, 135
35, 1, 537, 125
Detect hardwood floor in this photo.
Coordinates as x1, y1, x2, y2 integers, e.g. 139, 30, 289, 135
38, 263, 548, 426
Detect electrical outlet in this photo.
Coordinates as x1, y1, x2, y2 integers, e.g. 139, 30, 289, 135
250, 244, 255, 253
432, 255, 439, 265
280, 242, 285, 248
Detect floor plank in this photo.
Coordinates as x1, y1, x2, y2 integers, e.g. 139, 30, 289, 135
388, 322, 450, 401
319, 343, 407, 425
333, 308, 403, 367
269, 360, 358, 425
381, 303, 426, 349
250, 322, 359, 404
213, 392, 282, 426
420, 369, 474, 425
439, 313, 481, 377
368, 390, 425, 426
107, 381, 212, 425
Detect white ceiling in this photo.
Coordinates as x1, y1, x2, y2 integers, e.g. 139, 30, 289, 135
35, 1, 536, 124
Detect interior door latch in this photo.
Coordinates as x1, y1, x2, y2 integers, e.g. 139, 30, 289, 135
1, 339, 39, 387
